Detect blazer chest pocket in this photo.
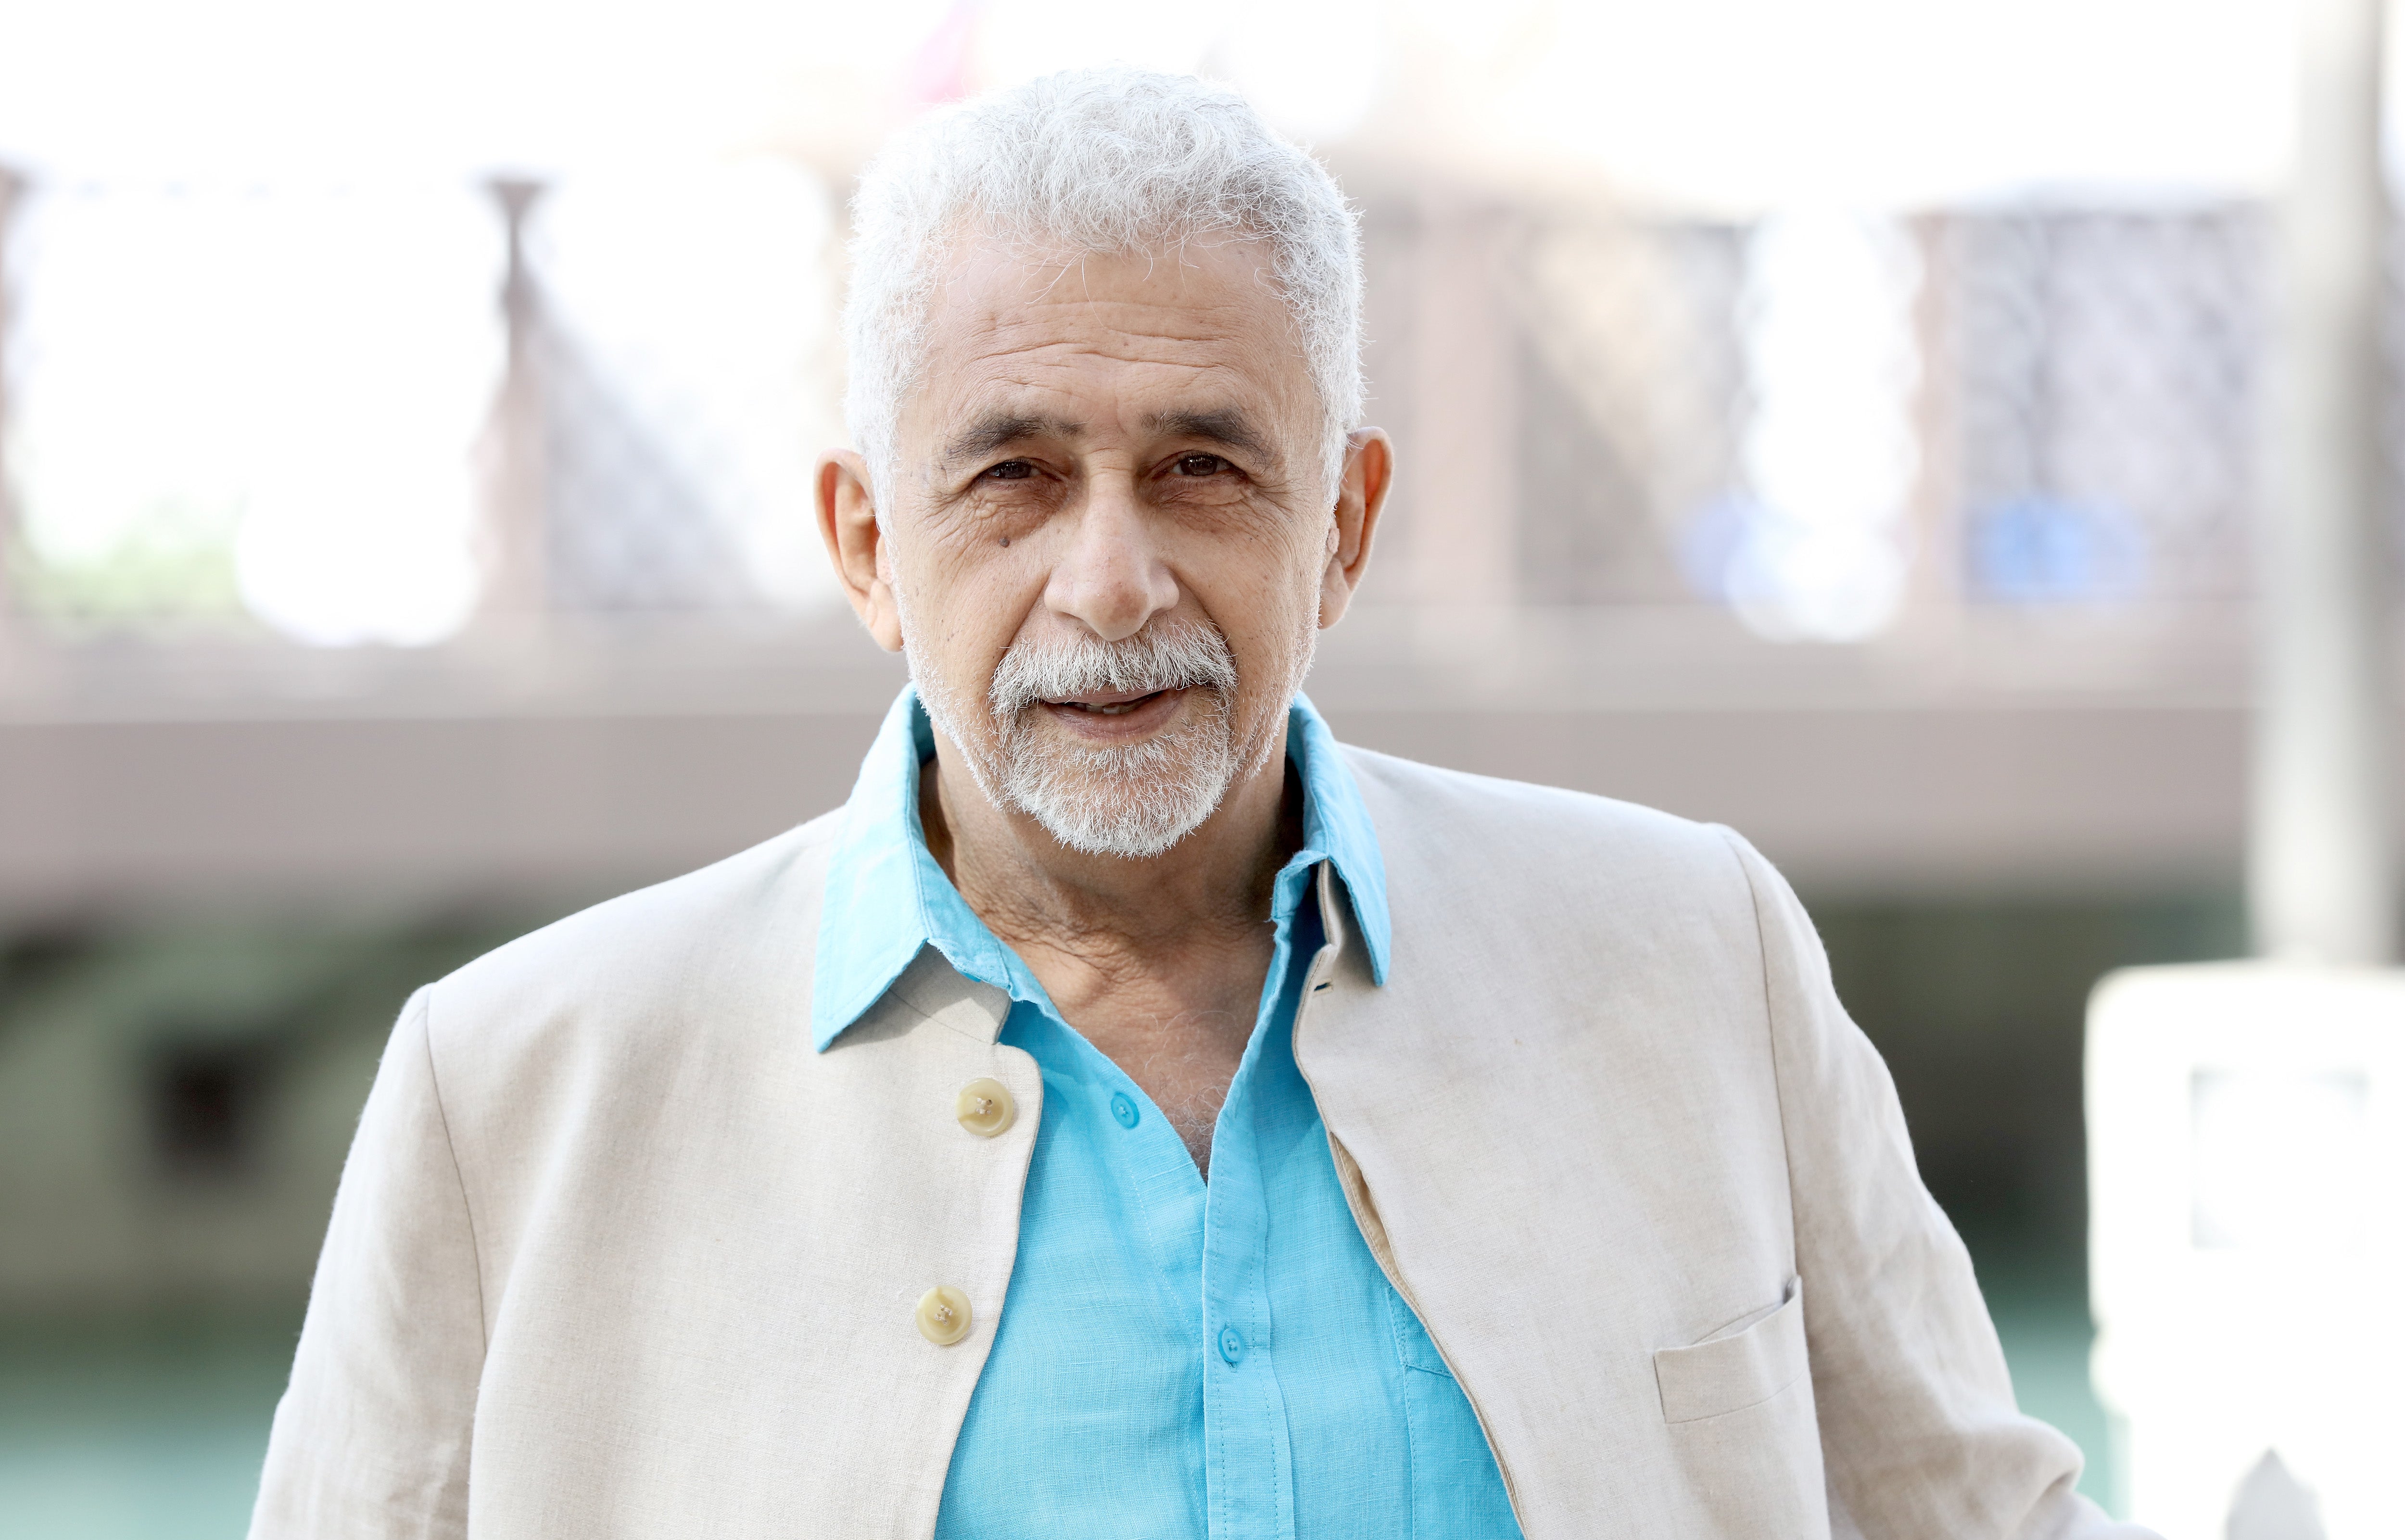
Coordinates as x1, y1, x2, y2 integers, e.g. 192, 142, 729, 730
1652, 1278, 1827, 1537
1653, 1276, 1808, 1423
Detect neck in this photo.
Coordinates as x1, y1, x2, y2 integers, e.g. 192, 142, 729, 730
920, 717, 1299, 963
919, 708, 1304, 1177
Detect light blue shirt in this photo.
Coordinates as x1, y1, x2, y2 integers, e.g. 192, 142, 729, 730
812, 688, 1522, 1540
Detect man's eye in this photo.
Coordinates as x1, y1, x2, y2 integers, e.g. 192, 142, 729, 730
983, 461, 1035, 481
1174, 454, 1228, 477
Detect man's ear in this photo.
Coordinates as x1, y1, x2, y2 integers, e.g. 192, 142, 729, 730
817, 451, 904, 652
1318, 428, 1392, 630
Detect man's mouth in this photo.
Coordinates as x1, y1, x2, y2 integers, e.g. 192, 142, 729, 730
1045, 687, 1176, 716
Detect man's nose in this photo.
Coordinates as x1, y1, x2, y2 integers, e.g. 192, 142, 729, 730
1044, 482, 1178, 643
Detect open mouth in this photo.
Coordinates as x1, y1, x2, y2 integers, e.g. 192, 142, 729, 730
1032, 685, 1195, 735
1048, 688, 1174, 716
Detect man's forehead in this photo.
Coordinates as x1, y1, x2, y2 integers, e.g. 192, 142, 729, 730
901, 241, 1314, 464
920, 243, 1297, 365
936, 274, 1286, 369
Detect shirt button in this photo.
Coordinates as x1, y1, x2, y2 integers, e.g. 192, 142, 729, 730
916, 1285, 974, 1346
955, 1078, 1016, 1137
1111, 1091, 1140, 1129
1218, 1326, 1246, 1365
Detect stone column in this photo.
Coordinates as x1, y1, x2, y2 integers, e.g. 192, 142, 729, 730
1405, 198, 1519, 612
475, 177, 551, 627
2252, 0, 2397, 963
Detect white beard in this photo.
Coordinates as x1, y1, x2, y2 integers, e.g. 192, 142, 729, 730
898, 590, 1267, 858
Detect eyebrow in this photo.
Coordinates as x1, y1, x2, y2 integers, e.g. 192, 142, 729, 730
941, 412, 1083, 469
938, 404, 1279, 471
1147, 407, 1276, 463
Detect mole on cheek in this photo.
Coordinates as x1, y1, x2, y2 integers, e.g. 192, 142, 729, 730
1000, 535, 1010, 547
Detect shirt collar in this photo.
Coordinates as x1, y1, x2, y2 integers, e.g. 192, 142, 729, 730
810, 685, 1391, 1051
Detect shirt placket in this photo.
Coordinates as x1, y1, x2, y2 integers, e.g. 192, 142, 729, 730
1200, 1056, 1298, 1540
1199, 858, 1316, 1540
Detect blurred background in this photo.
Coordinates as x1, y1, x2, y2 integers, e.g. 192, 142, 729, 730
0, 0, 2396, 1531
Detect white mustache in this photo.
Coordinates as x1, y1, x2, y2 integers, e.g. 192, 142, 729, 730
988, 621, 1239, 718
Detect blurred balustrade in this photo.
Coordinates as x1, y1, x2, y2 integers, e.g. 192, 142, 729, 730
0, 168, 2397, 910
0, 175, 2332, 660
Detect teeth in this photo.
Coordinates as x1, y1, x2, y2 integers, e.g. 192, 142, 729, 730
1057, 692, 1160, 716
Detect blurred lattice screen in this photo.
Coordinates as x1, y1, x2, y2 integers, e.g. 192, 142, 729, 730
0, 177, 2380, 652
482, 181, 767, 619
1931, 208, 2259, 607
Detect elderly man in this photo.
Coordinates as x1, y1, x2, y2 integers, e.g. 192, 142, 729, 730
253, 69, 2145, 1540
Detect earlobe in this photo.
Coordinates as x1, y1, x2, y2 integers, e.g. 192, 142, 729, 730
1318, 428, 1389, 629
1316, 510, 1347, 628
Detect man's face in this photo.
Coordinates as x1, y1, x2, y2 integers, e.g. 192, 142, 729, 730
842, 235, 1371, 857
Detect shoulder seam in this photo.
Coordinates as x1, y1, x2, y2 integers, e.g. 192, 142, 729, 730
1712, 825, 1802, 1267
416, 985, 491, 1358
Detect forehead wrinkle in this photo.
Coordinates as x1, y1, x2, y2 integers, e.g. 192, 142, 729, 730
912, 252, 1318, 472
984, 303, 1270, 355
956, 335, 1270, 406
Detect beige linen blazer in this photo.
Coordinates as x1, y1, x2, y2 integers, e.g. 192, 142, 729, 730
252, 745, 2149, 1540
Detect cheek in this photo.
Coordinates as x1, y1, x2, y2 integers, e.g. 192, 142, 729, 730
899, 531, 1049, 673
1192, 532, 1325, 682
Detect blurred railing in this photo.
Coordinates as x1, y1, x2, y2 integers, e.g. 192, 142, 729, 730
0, 170, 2388, 716
1376, 200, 2265, 623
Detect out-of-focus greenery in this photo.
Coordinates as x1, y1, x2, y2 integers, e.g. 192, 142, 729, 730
6, 497, 254, 635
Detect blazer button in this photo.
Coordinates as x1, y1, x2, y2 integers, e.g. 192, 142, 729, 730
955, 1078, 1017, 1137
916, 1285, 974, 1346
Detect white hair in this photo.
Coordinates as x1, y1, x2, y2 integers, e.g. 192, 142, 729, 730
843, 67, 1365, 504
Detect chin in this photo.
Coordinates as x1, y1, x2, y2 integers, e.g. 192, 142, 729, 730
1001, 713, 1240, 858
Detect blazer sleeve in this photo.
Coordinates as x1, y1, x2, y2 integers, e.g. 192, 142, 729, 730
1721, 831, 2155, 1540
250, 986, 485, 1540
